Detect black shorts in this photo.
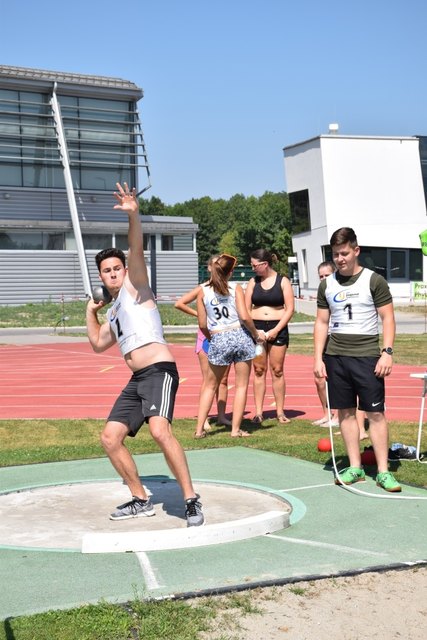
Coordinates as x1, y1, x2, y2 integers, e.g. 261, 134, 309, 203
253, 319, 289, 347
107, 362, 179, 437
324, 355, 385, 412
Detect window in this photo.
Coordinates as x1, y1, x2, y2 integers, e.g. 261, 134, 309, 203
61, 95, 135, 191
289, 189, 311, 234
355, 247, 422, 281
161, 234, 193, 251
301, 248, 308, 284
115, 234, 149, 251
359, 247, 387, 277
388, 250, 407, 281
0, 89, 63, 188
82, 234, 112, 250
0, 230, 64, 250
409, 249, 423, 281
0, 90, 138, 190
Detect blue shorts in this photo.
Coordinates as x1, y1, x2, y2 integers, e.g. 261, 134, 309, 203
208, 328, 255, 366
107, 361, 179, 436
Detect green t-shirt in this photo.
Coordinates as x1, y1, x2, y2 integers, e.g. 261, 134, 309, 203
317, 268, 392, 356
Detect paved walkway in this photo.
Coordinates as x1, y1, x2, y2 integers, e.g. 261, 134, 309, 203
0, 301, 425, 345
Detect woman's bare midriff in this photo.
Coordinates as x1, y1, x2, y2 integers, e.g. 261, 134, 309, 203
124, 342, 175, 372
251, 305, 284, 321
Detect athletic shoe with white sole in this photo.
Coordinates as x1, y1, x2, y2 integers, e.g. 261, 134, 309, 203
110, 496, 155, 520
185, 494, 204, 527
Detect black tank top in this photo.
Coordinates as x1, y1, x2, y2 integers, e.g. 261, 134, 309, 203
251, 274, 284, 307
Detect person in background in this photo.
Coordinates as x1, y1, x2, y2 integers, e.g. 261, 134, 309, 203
174, 255, 231, 434
245, 249, 295, 425
312, 261, 339, 427
314, 227, 400, 492
195, 254, 264, 438
86, 182, 204, 525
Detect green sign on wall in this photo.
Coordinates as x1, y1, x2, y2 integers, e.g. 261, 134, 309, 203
412, 281, 427, 300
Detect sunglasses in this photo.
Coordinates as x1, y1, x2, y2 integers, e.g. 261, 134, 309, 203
219, 253, 237, 270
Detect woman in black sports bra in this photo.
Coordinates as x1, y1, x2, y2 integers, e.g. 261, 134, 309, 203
245, 249, 295, 424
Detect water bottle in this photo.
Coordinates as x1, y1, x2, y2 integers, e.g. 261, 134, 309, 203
254, 342, 265, 364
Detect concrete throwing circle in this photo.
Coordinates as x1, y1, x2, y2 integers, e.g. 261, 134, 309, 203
0, 480, 291, 553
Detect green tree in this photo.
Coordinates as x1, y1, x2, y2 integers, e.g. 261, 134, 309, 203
139, 190, 292, 270
138, 195, 167, 216
219, 229, 239, 257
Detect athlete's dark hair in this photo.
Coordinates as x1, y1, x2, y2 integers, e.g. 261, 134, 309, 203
208, 254, 237, 296
329, 227, 358, 249
250, 248, 278, 266
95, 248, 126, 272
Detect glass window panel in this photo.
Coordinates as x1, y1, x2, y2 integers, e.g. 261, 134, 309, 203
359, 247, 387, 277
0, 230, 64, 250
80, 167, 132, 190
0, 137, 21, 158
409, 249, 422, 281
0, 232, 15, 249
289, 189, 311, 234
115, 234, 148, 250
0, 231, 43, 249
44, 233, 64, 250
389, 250, 407, 280
0, 114, 20, 136
23, 163, 64, 188
0, 89, 19, 100
161, 235, 173, 251
82, 233, 112, 250
0, 162, 22, 186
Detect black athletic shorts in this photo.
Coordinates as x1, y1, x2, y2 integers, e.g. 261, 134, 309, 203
324, 355, 385, 412
253, 319, 289, 347
107, 361, 179, 437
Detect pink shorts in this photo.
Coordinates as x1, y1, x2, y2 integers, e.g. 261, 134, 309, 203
195, 328, 205, 354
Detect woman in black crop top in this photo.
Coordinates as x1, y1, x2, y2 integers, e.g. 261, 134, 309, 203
245, 248, 295, 425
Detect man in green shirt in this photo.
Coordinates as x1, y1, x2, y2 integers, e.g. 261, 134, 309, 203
314, 227, 401, 492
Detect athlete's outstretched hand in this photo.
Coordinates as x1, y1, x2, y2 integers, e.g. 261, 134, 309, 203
113, 182, 138, 215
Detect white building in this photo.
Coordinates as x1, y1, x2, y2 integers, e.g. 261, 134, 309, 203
283, 132, 427, 302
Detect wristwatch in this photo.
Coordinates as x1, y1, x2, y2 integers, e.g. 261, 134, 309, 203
381, 347, 394, 356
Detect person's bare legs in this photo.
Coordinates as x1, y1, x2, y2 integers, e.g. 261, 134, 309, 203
269, 344, 290, 423
216, 365, 231, 426
195, 363, 227, 437
365, 411, 389, 473
230, 360, 252, 436
252, 350, 267, 420
338, 408, 361, 467
148, 415, 197, 499
100, 421, 149, 499
197, 351, 213, 431
313, 377, 338, 424
356, 408, 370, 440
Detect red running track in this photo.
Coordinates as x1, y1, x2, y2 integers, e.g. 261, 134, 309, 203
0, 341, 425, 422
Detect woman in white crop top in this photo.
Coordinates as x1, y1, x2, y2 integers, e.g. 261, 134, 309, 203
195, 254, 264, 438
174, 255, 231, 431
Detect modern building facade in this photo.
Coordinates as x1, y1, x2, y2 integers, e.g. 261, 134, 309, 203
284, 132, 427, 302
0, 65, 198, 305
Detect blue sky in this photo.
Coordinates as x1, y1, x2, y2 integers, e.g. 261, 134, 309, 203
1, 0, 427, 204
